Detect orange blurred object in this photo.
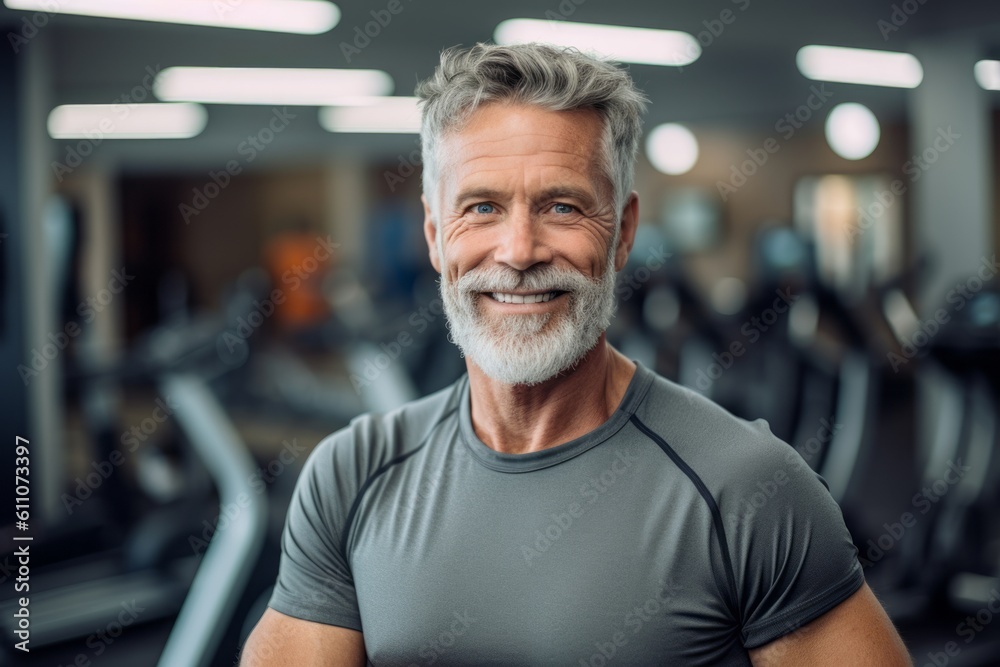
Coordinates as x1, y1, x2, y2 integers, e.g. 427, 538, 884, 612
263, 230, 335, 329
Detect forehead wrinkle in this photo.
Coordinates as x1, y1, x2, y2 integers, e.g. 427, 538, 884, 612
455, 143, 595, 169
460, 128, 585, 153
452, 151, 591, 182
446, 120, 598, 161
455, 157, 594, 183
451, 151, 598, 190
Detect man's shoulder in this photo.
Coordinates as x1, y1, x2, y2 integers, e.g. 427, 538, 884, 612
633, 368, 804, 495
308, 375, 465, 480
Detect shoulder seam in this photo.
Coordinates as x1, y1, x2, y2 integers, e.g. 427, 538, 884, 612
339, 405, 459, 555
629, 413, 743, 625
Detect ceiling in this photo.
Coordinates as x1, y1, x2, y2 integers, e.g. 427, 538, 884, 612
3, 0, 1000, 170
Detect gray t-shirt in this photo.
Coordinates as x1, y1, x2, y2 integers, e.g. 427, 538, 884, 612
268, 360, 864, 665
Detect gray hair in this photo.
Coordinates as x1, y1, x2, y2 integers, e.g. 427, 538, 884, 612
415, 42, 649, 224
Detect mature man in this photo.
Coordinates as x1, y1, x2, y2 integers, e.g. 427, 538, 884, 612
242, 43, 911, 665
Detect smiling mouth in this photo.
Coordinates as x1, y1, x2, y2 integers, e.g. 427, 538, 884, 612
485, 290, 566, 304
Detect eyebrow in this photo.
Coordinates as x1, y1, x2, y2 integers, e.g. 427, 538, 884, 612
453, 187, 505, 207
452, 185, 596, 209
537, 186, 596, 206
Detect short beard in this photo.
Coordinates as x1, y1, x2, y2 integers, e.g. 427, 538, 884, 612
439, 232, 619, 386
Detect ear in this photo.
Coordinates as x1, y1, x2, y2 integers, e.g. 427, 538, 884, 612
614, 191, 640, 272
422, 193, 442, 273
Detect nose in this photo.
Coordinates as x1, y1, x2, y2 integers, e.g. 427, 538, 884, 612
491, 207, 553, 271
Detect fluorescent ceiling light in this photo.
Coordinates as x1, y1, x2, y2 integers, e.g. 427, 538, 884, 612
494, 19, 700, 66
319, 97, 421, 133
796, 45, 922, 88
47, 103, 207, 139
3, 0, 339, 34
155, 67, 393, 105
974, 60, 1000, 91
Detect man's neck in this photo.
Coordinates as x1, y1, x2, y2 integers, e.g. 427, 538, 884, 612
466, 336, 637, 455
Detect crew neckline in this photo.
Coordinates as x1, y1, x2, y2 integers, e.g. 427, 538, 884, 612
458, 360, 655, 473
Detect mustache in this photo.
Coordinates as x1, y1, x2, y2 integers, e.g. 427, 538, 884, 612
455, 264, 600, 294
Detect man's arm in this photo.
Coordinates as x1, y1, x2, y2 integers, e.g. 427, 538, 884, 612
240, 608, 367, 667
748, 583, 911, 666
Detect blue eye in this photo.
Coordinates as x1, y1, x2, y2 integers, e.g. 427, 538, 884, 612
475, 203, 495, 214
553, 203, 574, 214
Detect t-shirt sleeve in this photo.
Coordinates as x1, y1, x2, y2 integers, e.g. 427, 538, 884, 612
722, 420, 865, 649
267, 433, 363, 632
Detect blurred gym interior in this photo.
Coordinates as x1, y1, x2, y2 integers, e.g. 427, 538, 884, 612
1, 1, 999, 665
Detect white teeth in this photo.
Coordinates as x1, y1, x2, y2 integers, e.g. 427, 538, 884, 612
489, 291, 558, 304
